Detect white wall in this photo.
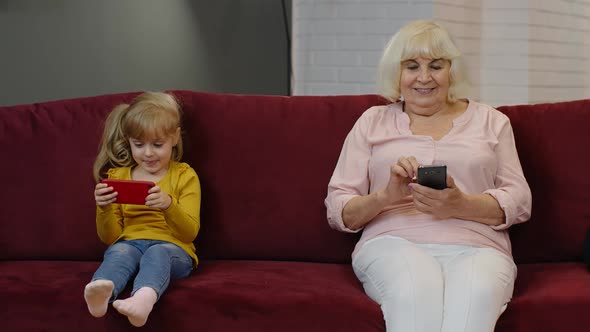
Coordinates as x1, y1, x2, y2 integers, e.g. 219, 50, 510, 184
526, 0, 590, 104
292, 0, 590, 106
292, 1, 431, 96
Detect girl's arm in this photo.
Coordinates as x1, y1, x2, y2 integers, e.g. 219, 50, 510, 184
96, 205, 124, 244
94, 182, 124, 244
163, 168, 201, 243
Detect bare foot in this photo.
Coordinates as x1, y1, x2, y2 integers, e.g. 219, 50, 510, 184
113, 287, 158, 327
84, 280, 114, 317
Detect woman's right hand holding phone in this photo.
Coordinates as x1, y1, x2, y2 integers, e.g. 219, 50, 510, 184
94, 182, 118, 207
379, 156, 420, 204
342, 155, 420, 230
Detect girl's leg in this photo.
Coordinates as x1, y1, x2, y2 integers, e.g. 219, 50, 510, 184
113, 242, 192, 327
352, 236, 444, 332
440, 247, 517, 332
133, 242, 194, 296
84, 241, 142, 317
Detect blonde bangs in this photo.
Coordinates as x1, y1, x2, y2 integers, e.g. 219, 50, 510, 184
401, 28, 461, 62
124, 106, 179, 141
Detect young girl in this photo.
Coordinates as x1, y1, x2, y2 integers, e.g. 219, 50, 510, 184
84, 91, 201, 327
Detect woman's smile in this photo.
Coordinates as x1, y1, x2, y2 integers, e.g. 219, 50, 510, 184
414, 87, 436, 94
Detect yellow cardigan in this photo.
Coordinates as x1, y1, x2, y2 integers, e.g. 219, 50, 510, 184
96, 161, 201, 266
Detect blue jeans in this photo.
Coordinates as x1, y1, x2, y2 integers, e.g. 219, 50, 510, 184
92, 240, 193, 302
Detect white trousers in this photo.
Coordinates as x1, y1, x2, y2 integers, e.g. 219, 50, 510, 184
352, 236, 517, 332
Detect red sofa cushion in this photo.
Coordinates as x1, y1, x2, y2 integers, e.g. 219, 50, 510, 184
0, 260, 384, 331
497, 262, 590, 331
1, 260, 588, 332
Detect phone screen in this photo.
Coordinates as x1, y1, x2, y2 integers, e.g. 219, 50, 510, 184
417, 165, 447, 190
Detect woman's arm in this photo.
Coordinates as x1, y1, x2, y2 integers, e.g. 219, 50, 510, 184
408, 115, 531, 228
326, 107, 422, 232
482, 117, 532, 229
454, 193, 505, 226
341, 192, 389, 230
409, 177, 505, 226
325, 112, 373, 233
343, 157, 420, 229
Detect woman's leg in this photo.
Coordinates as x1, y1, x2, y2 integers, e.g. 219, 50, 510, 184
84, 241, 143, 317
113, 241, 193, 327
440, 247, 517, 332
352, 236, 444, 332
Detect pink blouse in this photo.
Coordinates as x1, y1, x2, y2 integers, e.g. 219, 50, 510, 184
325, 100, 532, 259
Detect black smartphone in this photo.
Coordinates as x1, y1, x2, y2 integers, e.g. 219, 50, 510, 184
417, 165, 447, 190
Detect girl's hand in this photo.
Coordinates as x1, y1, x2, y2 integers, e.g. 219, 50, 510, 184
380, 156, 420, 203
408, 175, 466, 218
145, 186, 172, 210
95, 182, 117, 207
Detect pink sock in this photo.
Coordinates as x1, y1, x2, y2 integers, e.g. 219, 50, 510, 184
112, 287, 158, 327
84, 280, 114, 318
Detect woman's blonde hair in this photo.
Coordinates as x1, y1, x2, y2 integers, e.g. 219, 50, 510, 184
377, 20, 469, 103
93, 91, 183, 182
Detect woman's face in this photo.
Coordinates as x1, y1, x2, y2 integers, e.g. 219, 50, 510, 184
399, 57, 451, 113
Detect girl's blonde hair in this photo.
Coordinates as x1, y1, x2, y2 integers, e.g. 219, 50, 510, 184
93, 91, 183, 182
377, 20, 469, 103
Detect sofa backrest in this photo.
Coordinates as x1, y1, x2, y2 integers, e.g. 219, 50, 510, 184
0, 93, 141, 261
0, 91, 383, 263
175, 91, 383, 263
498, 100, 590, 264
1, 92, 588, 264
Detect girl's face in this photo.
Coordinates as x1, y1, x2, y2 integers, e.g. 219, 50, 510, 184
129, 128, 180, 178
399, 57, 451, 114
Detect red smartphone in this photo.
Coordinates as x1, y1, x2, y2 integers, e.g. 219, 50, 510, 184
101, 179, 155, 205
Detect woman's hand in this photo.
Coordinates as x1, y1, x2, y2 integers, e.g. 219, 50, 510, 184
408, 175, 465, 219
379, 156, 420, 204
94, 182, 117, 207
146, 186, 172, 210
341, 156, 419, 230
408, 175, 506, 225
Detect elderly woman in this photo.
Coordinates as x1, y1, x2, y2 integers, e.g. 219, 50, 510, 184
325, 20, 531, 332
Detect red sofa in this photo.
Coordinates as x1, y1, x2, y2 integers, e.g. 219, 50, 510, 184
1, 91, 589, 331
